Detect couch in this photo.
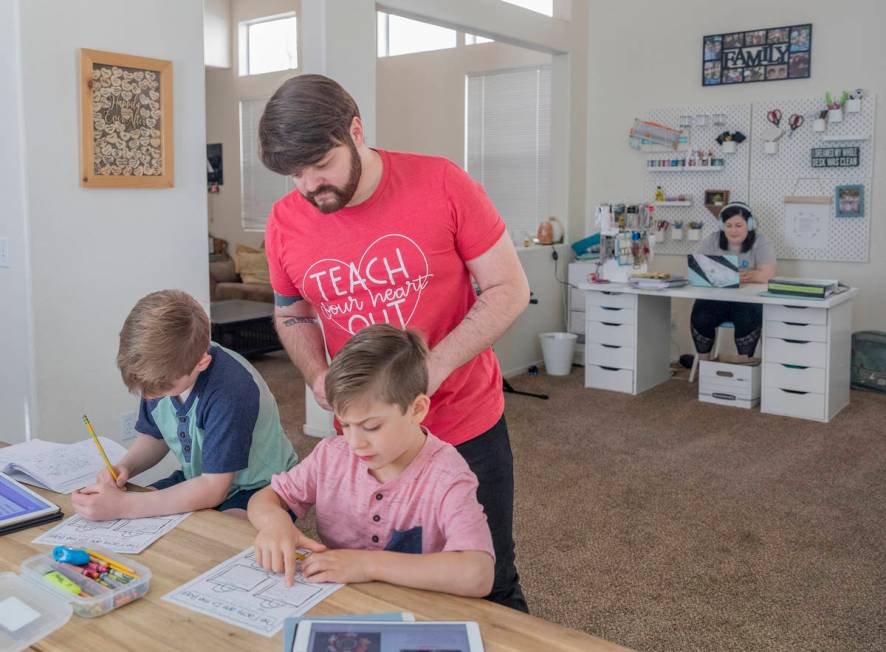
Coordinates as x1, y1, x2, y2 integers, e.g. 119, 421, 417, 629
209, 244, 274, 303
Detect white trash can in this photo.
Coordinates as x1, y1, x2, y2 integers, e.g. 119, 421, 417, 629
539, 332, 578, 376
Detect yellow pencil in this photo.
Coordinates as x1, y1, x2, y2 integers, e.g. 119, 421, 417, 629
84, 548, 138, 578
82, 415, 119, 483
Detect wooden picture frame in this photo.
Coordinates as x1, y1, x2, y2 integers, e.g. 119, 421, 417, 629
80, 49, 173, 188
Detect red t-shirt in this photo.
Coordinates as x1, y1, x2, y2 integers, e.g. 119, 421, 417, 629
265, 149, 506, 446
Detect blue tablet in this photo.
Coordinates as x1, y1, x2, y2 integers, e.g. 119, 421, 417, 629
0, 472, 61, 529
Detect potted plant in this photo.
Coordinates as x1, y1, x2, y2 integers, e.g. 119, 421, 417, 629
825, 91, 849, 123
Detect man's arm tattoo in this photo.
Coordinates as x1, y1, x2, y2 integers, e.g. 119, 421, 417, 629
281, 316, 318, 327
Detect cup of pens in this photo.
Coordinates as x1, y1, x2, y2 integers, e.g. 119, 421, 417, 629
22, 546, 151, 617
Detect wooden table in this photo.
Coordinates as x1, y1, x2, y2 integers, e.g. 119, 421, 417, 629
2, 488, 629, 651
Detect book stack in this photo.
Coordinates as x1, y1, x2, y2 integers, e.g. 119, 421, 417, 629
629, 275, 688, 290
767, 277, 839, 299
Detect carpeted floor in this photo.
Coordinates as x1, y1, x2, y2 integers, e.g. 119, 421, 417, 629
253, 352, 886, 651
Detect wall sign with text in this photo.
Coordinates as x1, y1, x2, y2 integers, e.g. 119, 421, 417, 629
811, 146, 860, 168
703, 24, 812, 86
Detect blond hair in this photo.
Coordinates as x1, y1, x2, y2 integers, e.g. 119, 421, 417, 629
117, 290, 210, 395
325, 324, 428, 414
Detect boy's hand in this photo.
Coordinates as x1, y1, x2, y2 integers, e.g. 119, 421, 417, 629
301, 549, 373, 585
254, 522, 327, 587
71, 482, 131, 521
96, 464, 130, 490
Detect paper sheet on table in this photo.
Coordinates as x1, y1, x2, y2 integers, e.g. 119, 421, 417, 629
33, 512, 190, 554
0, 438, 127, 494
163, 546, 341, 637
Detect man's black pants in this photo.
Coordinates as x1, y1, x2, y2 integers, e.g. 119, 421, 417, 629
456, 414, 529, 613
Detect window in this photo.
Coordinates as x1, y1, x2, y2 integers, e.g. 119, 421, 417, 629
240, 13, 298, 76
377, 12, 457, 57
501, 0, 554, 16
466, 66, 552, 243
240, 98, 293, 231
465, 33, 494, 45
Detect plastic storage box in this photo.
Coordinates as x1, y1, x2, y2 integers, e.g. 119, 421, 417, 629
0, 572, 71, 652
19, 547, 151, 618
699, 358, 761, 408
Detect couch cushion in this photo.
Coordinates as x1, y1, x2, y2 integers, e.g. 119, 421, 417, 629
235, 245, 271, 285
215, 282, 274, 303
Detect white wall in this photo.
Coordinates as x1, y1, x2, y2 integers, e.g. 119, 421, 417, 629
204, 0, 232, 69
6, 0, 210, 444
0, 0, 36, 444
587, 0, 886, 354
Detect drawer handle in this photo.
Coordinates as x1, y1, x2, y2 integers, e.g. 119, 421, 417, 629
600, 306, 623, 311
780, 388, 809, 395
601, 344, 621, 349
600, 365, 619, 371
783, 322, 808, 327
715, 370, 734, 378
602, 291, 622, 296
782, 364, 808, 370
601, 322, 620, 327
782, 305, 808, 310
783, 338, 810, 344
712, 392, 736, 401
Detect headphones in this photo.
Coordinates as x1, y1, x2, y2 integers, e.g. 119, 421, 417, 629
719, 201, 756, 231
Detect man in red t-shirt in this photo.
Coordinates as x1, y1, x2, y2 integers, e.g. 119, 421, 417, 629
259, 75, 530, 612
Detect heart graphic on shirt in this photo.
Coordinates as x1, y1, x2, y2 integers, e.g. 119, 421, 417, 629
302, 234, 432, 335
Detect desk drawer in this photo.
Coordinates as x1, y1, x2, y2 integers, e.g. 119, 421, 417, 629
585, 364, 633, 393
765, 337, 827, 368
585, 291, 637, 310
568, 311, 585, 335
569, 288, 586, 312
766, 320, 828, 343
764, 363, 827, 394
586, 305, 635, 325
586, 321, 635, 347
586, 343, 635, 370
699, 363, 760, 400
765, 304, 827, 325
762, 388, 825, 420
699, 392, 759, 409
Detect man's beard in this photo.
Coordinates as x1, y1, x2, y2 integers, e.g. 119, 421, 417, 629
304, 141, 363, 214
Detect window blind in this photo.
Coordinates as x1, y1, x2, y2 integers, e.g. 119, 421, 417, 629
466, 65, 551, 243
240, 97, 293, 231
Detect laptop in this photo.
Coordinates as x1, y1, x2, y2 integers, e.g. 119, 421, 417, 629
687, 254, 740, 288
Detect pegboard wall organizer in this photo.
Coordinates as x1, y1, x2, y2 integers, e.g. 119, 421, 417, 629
635, 94, 875, 262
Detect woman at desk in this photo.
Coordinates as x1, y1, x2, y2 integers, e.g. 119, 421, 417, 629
691, 201, 776, 361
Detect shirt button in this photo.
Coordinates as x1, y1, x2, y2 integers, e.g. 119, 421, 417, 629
179, 432, 187, 438
183, 445, 191, 452
375, 493, 383, 501
179, 416, 186, 422
372, 515, 380, 522
371, 535, 379, 543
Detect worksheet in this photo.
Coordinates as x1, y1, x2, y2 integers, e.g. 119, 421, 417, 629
163, 547, 341, 637
33, 512, 190, 553
0, 437, 127, 494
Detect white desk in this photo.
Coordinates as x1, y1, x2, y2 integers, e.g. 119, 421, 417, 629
577, 282, 859, 422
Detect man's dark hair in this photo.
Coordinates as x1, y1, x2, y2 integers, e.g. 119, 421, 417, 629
718, 204, 756, 253
259, 74, 361, 175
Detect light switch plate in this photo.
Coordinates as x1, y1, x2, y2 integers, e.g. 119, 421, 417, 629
0, 238, 9, 268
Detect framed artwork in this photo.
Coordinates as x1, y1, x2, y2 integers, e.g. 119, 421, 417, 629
207, 143, 223, 192
702, 24, 811, 86
835, 185, 864, 218
80, 49, 173, 188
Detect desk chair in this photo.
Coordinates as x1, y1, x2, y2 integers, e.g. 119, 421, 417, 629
689, 322, 734, 383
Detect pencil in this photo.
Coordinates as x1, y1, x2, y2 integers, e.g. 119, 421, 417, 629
82, 414, 119, 483
84, 548, 138, 578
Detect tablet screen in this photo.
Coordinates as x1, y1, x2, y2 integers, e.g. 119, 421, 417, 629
0, 472, 59, 526
297, 621, 482, 652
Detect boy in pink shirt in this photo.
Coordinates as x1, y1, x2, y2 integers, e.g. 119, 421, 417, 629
247, 324, 495, 598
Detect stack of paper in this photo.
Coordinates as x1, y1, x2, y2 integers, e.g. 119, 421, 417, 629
0, 438, 127, 494
629, 276, 688, 290
767, 277, 839, 298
